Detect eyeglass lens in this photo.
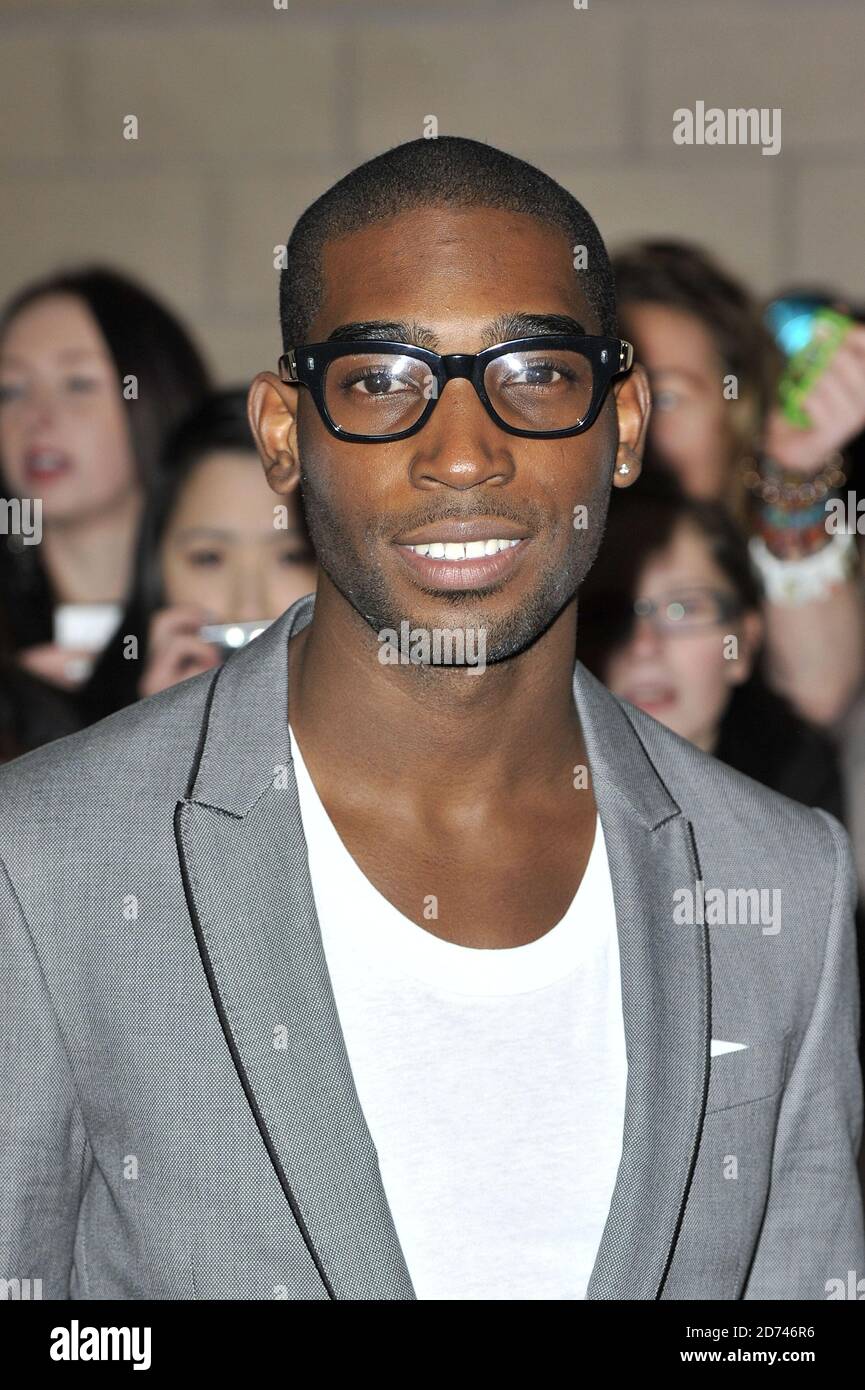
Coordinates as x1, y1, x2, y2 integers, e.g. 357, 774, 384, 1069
321, 347, 595, 436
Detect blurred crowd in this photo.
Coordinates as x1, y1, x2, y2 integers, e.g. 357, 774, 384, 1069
3, 245, 865, 975
0, 266, 316, 755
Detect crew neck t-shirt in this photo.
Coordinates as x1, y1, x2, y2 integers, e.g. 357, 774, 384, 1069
288, 724, 627, 1300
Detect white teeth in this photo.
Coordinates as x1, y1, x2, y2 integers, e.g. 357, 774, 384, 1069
404, 538, 522, 560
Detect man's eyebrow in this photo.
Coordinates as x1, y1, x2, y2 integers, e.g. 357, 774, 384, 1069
482, 313, 588, 345
326, 321, 441, 349
326, 313, 589, 351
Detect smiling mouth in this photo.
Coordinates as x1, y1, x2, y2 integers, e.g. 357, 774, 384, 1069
402, 538, 521, 560
393, 536, 530, 591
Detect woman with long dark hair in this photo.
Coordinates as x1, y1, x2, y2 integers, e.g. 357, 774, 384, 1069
0, 264, 211, 692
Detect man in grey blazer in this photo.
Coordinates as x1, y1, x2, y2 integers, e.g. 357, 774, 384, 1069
1, 136, 863, 1301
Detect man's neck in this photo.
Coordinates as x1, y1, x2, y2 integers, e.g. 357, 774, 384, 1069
287, 578, 587, 823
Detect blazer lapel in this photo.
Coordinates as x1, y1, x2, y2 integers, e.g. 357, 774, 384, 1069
175, 593, 416, 1300
175, 593, 709, 1301
573, 663, 711, 1299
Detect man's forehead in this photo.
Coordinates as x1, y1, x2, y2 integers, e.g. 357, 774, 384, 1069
314, 206, 598, 338
324, 199, 571, 246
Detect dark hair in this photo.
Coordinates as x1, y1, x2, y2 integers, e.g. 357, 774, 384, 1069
82, 387, 310, 721
0, 389, 254, 749
0, 265, 212, 492
0, 264, 213, 651
612, 240, 781, 524
279, 135, 617, 348
0, 655, 84, 762
130, 386, 262, 620
578, 471, 843, 818
612, 239, 779, 414
578, 468, 763, 673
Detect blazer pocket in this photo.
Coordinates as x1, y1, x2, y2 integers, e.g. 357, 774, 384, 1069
704, 1031, 791, 1115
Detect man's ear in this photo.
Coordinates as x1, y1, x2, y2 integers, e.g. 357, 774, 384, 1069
611, 362, 652, 490
247, 371, 301, 499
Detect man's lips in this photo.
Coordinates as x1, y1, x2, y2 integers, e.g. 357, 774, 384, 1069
393, 536, 531, 591
392, 517, 529, 545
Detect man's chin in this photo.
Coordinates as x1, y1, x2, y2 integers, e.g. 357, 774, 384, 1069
316, 548, 578, 667
358, 588, 567, 668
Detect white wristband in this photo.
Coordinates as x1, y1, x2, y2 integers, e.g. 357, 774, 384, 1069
748, 530, 858, 605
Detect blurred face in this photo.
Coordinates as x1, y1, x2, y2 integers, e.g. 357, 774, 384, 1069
159, 448, 317, 622
0, 293, 139, 524
603, 520, 760, 752
619, 301, 733, 501
254, 204, 650, 665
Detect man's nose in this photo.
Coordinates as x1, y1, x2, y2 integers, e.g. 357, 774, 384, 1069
407, 379, 515, 490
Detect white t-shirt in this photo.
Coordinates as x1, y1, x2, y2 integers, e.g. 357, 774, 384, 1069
289, 725, 627, 1300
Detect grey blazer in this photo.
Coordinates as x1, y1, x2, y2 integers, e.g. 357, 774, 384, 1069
1, 592, 863, 1300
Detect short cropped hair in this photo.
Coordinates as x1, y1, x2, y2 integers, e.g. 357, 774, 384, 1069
279, 136, 617, 349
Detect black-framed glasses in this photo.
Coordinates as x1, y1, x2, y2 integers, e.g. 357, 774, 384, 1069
277, 335, 634, 442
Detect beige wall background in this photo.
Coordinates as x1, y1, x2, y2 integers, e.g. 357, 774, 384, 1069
1, 0, 863, 384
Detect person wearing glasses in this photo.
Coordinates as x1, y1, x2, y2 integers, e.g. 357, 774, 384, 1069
0, 136, 861, 1301
578, 471, 845, 820
612, 242, 865, 734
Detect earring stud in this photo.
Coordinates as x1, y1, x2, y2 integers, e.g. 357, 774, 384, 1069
617, 462, 630, 475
